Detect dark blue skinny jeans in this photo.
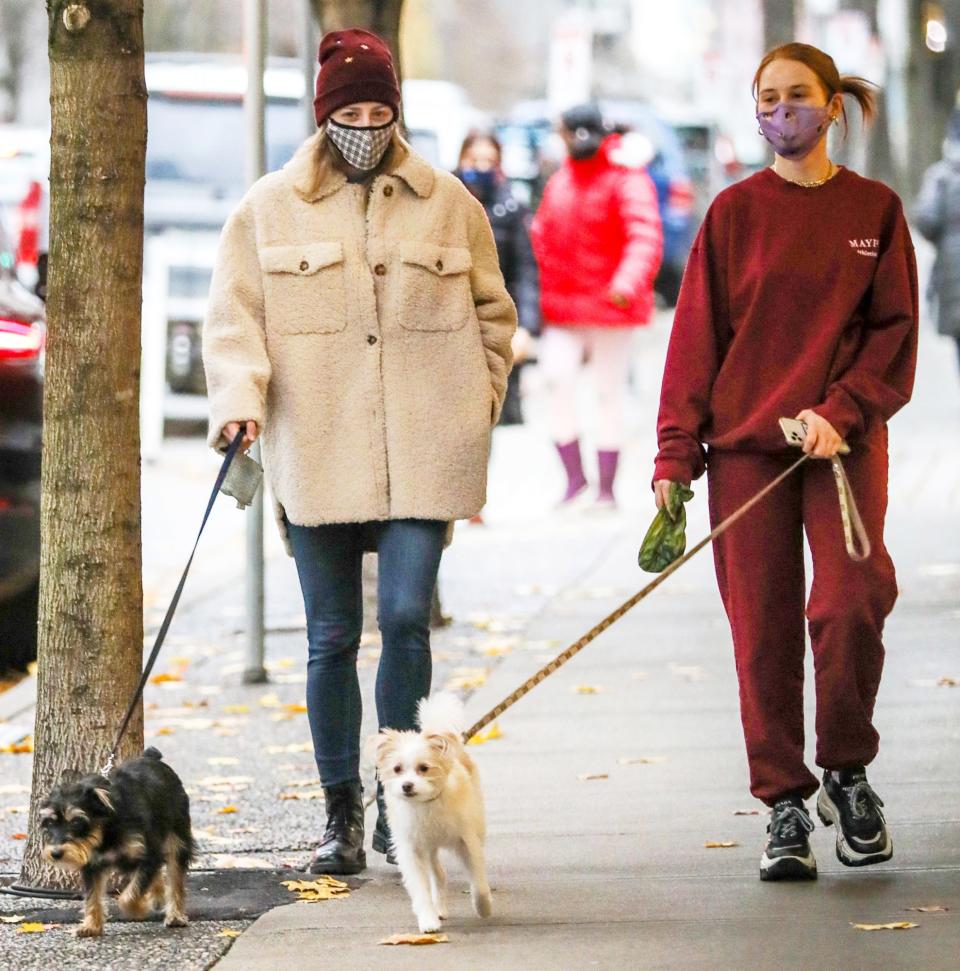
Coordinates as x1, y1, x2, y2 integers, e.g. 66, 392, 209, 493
285, 518, 447, 788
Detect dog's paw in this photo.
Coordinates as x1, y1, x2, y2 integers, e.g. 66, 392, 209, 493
74, 922, 103, 939
164, 913, 189, 928
416, 912, 442, 934
472, 888, 493, 919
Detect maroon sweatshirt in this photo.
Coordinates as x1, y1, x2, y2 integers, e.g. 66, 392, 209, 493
654, 166, 918, 485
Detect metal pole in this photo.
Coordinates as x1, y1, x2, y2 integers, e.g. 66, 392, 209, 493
242, 0, 268, 684
304, 0, 318, 139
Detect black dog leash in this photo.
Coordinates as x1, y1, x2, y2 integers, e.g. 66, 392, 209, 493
102, 428, 247, 774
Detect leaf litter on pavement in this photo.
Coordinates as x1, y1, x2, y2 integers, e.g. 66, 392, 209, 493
379, 933, 449, 946
282, 876, 350, 902
851, 922, 918, 931
467, 723, 502, 745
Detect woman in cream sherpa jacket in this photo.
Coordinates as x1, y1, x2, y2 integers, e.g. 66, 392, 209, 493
203, 136, 516, 531
202, 28, 516, 883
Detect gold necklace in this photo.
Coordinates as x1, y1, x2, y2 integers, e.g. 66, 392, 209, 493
771, 161, 837, 188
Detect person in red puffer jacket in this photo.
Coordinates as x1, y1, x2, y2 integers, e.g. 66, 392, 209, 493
531, 103, 662, 510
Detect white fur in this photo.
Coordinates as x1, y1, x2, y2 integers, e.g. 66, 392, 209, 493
371, 693, 492, 933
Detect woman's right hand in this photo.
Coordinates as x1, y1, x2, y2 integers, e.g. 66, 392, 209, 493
223, 420, 259, 451
653, 479, 674, 512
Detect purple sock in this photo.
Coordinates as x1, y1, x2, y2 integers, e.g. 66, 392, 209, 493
597, 449, 620, 501
555, 439, 587, 502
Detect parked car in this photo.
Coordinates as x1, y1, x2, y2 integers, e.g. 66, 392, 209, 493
498, 100, 697, 306
0, 216, 44, 673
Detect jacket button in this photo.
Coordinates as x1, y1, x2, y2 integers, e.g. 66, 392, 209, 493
299, 260, 309, 271
367, 334, 378, 345
435, 260, 443, 271
383, 184, 393, 197
374, 263, 386, 276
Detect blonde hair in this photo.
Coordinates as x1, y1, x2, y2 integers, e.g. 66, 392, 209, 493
302, 126, 409, 197
753, 42, 878, 134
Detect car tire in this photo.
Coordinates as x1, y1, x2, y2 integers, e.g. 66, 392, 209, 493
0, 578, 39, 673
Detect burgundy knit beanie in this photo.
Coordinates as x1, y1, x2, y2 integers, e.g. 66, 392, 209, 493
313, 28, 402, 127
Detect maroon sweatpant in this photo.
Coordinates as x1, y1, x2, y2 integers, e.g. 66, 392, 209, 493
707, 422, 898, 805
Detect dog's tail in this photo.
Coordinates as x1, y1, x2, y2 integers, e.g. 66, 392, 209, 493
143, 747, 163, 761
416, 692, 465, 737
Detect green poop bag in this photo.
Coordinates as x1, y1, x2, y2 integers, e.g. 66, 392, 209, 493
638, 483, 695, 573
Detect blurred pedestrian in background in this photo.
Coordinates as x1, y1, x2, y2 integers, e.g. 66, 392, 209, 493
914, 104, 960, 374
531, 103, 662, 511
203, 28, 515, 876
456, 133, 540, 427
655, 43, 917, 882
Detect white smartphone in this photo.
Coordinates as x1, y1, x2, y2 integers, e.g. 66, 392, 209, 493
779, 417, 850, 455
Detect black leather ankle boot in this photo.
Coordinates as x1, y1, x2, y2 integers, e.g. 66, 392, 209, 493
308, 781, 366, 875
371, 783, 397, 865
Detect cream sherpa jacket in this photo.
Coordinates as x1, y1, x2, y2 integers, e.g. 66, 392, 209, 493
202, 137, 517, 543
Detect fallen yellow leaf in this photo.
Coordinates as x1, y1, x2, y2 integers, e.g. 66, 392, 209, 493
282, 703, 308, 714
154, 727, 176, 736
0, 739, 33, 755
466, 723, 502, 745
149, 672, 182, 684
578, 773, 609, 781
258, 693, 282, 709
937, 676, 958, 687
223, 705, 250, 715
379, 933, 449, 946
574, 684, 603, 695
704, 841, 738, 849
851, 922, 918, 931
0, 915, 25, 924
16, 923, 48, 934
218, 929, 242, 938
618, 756, 666, 765
281, 876, 350, 901
217, 806, 238, 815
905, 906, 948, 914
279, 791, 325, 801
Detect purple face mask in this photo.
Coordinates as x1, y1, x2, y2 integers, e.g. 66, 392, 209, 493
756, 102, 831, 159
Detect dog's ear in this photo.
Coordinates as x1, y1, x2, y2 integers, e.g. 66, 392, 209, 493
80, 779, 114, 814
364, 729, 399, 768
425, 732, 460, 756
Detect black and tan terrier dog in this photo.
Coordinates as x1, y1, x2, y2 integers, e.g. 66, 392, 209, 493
39, 747, 194, 938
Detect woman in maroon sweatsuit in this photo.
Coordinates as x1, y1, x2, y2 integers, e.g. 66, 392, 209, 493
654, 43, 918, 882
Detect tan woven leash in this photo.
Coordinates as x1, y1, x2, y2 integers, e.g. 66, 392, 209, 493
464, 450, 869, 742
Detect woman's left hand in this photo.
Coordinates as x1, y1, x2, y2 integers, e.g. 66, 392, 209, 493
511, 328, 533, 364
795, 409, 842, 458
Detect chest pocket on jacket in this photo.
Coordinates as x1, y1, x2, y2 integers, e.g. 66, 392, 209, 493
260, 241, 346, 335
396, 243, 473, 332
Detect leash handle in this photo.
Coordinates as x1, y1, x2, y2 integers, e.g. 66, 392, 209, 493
831, 455, 871, 561
104, 428, 248, 771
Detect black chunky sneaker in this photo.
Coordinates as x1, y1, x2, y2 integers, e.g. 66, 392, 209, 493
759, 794, 817, 881
817, 767, 892, 867
371, 783, 397, 865
308, 781, 366, 875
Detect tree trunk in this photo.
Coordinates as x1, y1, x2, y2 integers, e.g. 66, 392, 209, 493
20, 0, 146, 891
762, 0, 795, 52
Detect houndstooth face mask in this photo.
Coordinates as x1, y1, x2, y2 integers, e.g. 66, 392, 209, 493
326, 119, 395, 170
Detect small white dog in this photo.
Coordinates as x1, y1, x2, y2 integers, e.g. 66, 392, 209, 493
370, 693, 493, 933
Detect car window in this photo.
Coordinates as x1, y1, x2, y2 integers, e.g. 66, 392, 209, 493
146, 95, 304, 194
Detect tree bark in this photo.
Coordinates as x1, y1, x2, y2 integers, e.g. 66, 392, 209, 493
20, 0, 146, 890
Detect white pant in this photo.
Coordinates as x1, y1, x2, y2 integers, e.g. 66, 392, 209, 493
538, 325, 635, 449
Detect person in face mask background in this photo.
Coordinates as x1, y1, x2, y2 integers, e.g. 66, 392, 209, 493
531, 104, 663, 511
913, 104, 960, 376
202, 28, 516, 877
455, 133, 540, 435
654, 43, 917, 885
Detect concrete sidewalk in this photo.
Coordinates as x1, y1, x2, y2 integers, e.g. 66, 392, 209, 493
216, 323, 960, 968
